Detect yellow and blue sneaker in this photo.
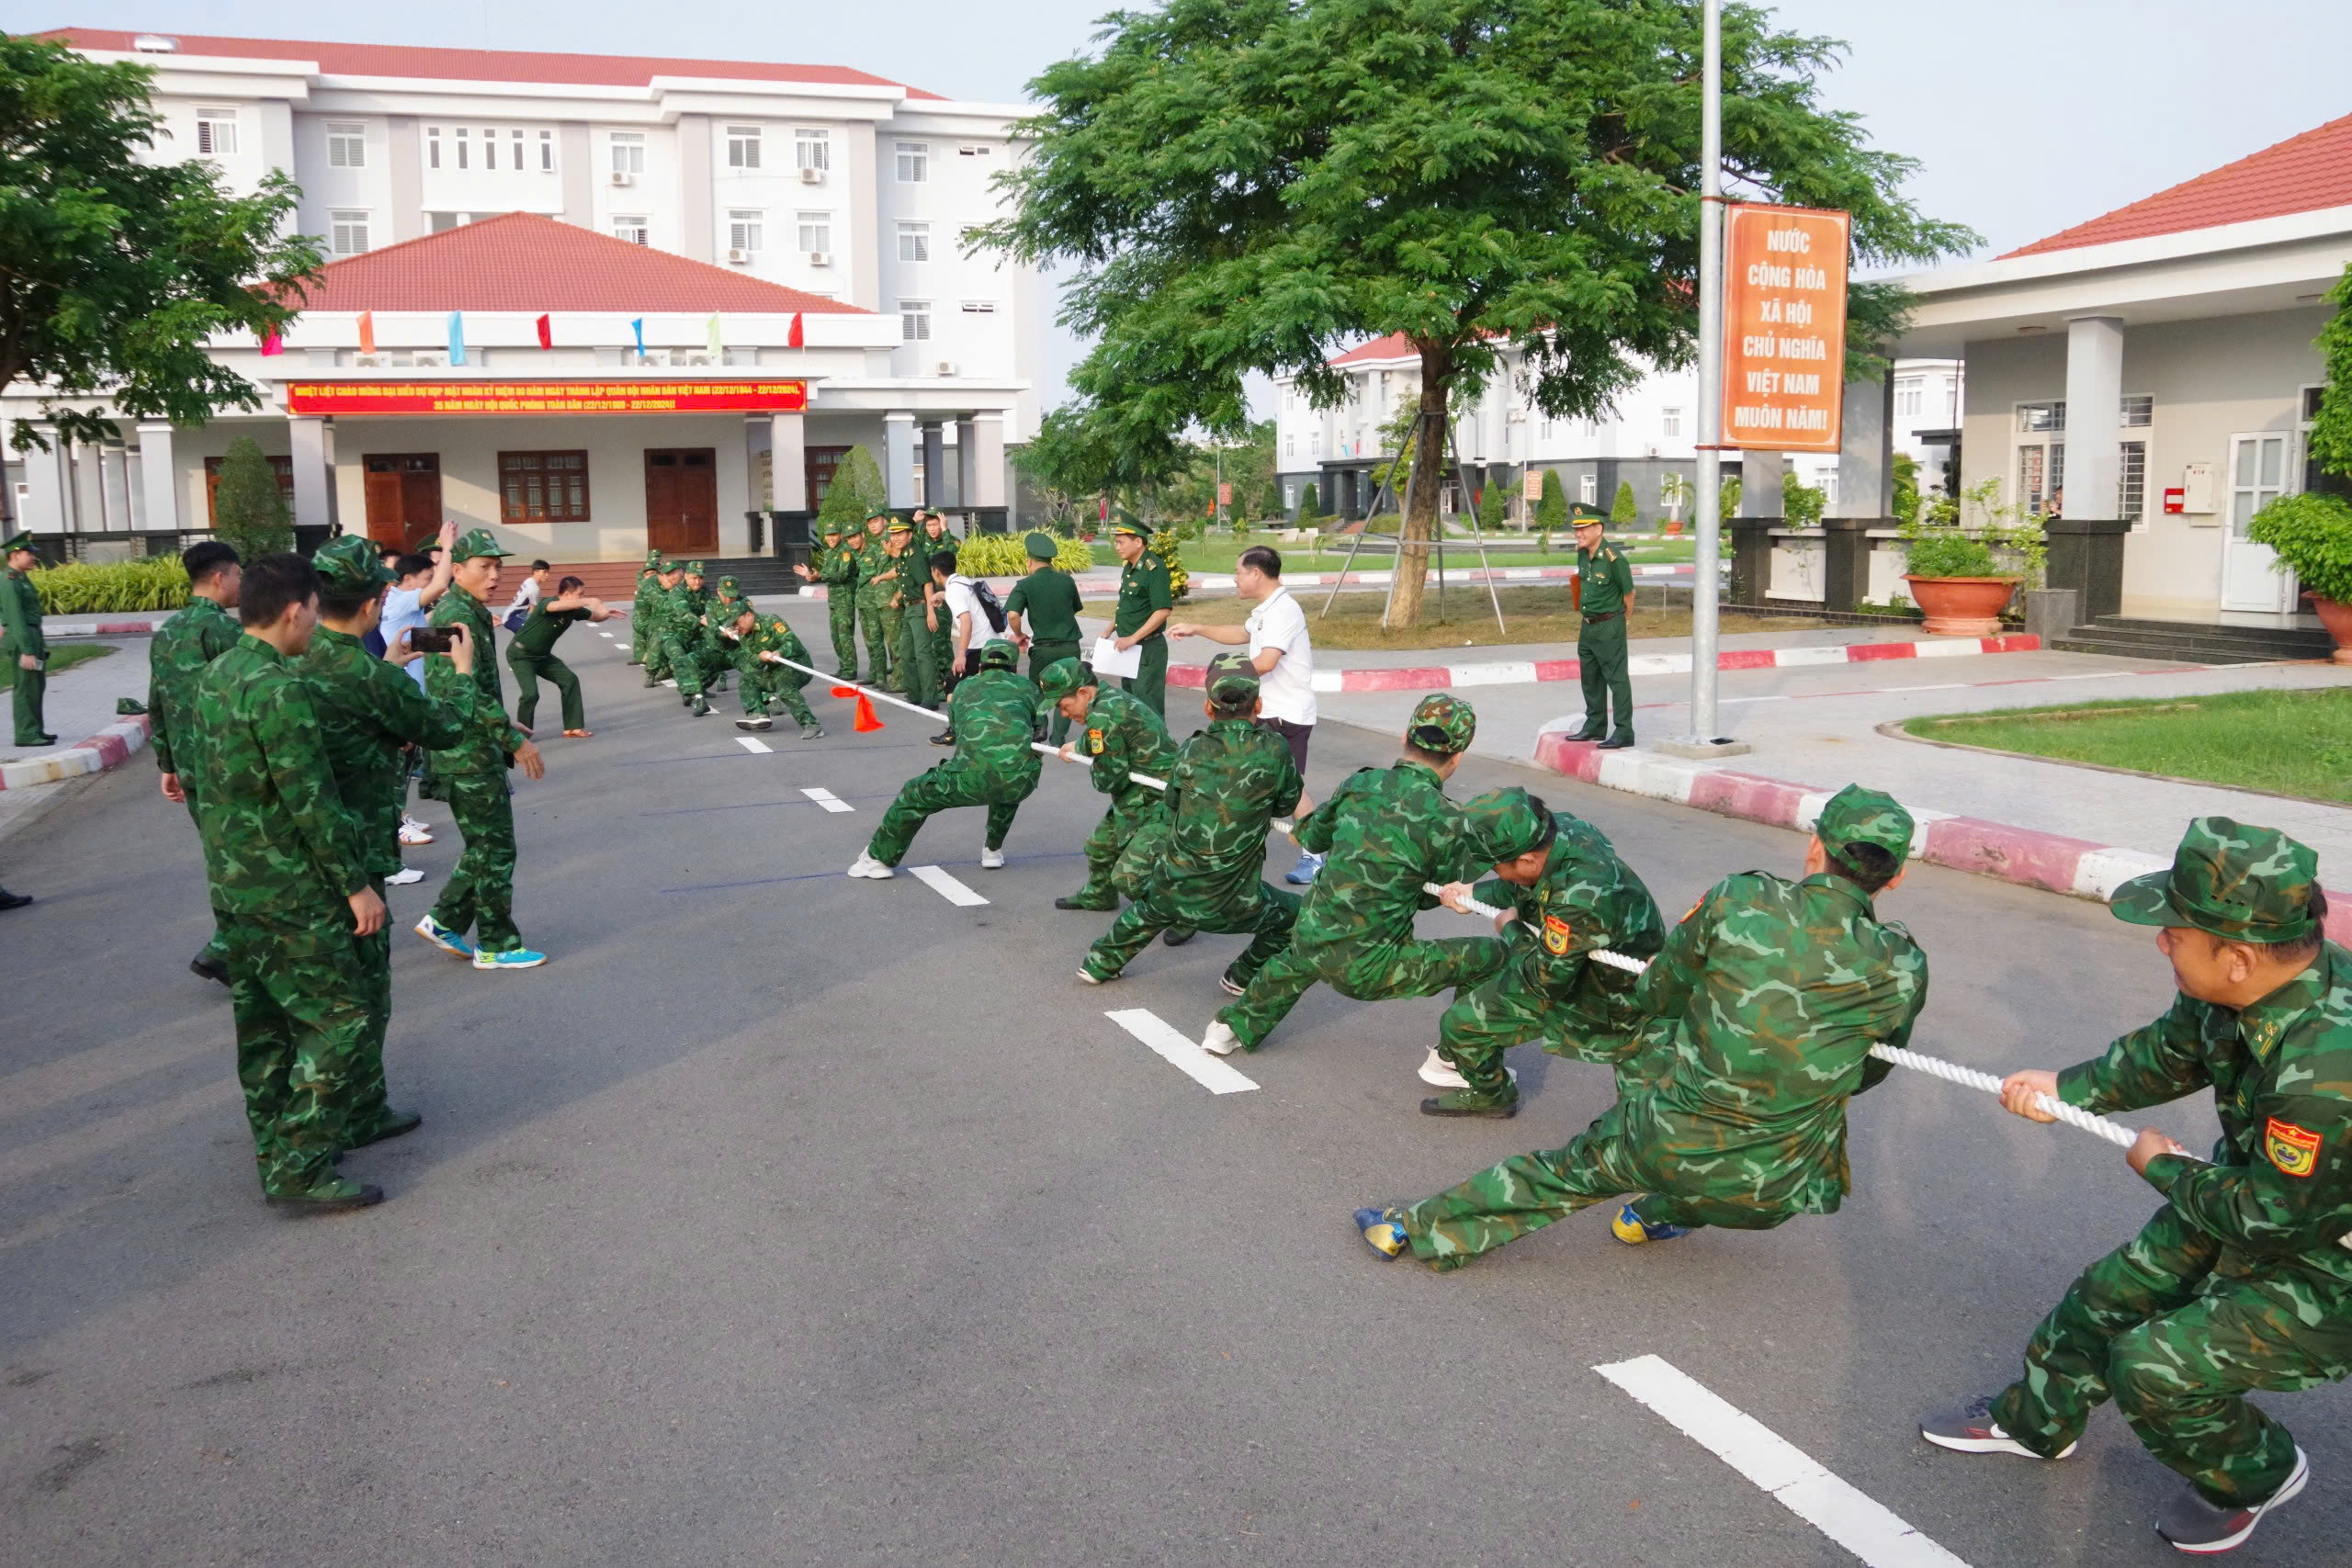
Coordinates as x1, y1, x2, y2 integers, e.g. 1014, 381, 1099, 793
1611, 1202, 1689, 1246
414, 915, 475, 959
472, 945, 548, 971
1355, 1206, 1409, 1259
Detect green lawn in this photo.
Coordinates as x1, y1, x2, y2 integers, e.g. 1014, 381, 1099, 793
1901, 687, 2352, 803
1087, 583, 1812, 651
0, 641, 116, 690
1084, 533, 1700, 574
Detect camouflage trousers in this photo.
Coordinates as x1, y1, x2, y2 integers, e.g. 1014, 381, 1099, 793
220, 909, 371, 1195
1064, 789, 1167, 909
741, 661, 818, 726
629, 605, 650, 663
866, 760, 1038, 865
862, 604, 899, 690
506, 647, 582, 733
1083, 863, 1299, 988
427, 771, 524, 953
182, 795, 231, 967
655, 632, 707, 698
1215, 932, 1508, 1052
829, 597, 861, 678
1028, 639, 1080, 746
642, 630, 674, 683
897, 604, 942, 711
345, 874, 398, 1139
1437, 974, 1646, 1101
1991, 1202, 2352, 1508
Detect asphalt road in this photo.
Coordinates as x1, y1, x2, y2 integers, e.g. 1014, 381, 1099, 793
2, 611, 2344, 1568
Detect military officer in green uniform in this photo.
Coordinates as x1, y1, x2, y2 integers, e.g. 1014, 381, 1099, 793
885, 517, 939, 709
628, 550, 662, 665
2, 530, 54, 747
1108, 520, 1173, 718
1416, 787, 1668, 1119
185, 551, 387, 1213
150, 539, 244, 984
919, 509, 958, 680
1921, 818, 2351, 1557
1203, 694, 1506, 1059
1036, 658, 1179, 913
1357, 783, 1926, 1264
505, 574, 611, 737
1006, 531, 1084, 744
641, 560, 685, 686
1079, 652, 1305, 993
718, 600, 825, 738
796, 521, 862, 678
1569, 514, 1637, 749
848, 637, 1041, 878
853, 513, 900, 691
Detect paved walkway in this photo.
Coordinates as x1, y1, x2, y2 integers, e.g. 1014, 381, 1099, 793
1, 639, 151, 769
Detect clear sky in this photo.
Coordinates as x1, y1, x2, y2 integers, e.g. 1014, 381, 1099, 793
15, 0, 2352, 412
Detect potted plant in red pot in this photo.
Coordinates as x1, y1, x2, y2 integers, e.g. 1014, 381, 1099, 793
2249, 491, 2352, 662
1902, 528, 2020, 636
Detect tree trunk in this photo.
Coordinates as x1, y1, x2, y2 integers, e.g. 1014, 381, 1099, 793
1388, 345, 1453, 627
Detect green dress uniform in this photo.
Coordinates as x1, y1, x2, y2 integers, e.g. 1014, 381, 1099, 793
187, 634, 378, 1204
732, 612, 823, 732
1981, 818, 2352, 1516
149, 592, 244, 970
420, 539, 532, 956
1111, 533, 1173, 718
1006, 539, 1084, 743
1081, 654, 1305, 990
1428, 790, 1668, 1114
1041, 666, 1178, 909
921, 524, 957, 680
886, 527, 940, 710
1573, 536, 1637, 744
816, 534, 862, 678
864, 641, 1042, 866
1387, 785, 1928, 1267
854, 527, 901, 691
1, 536, 50, 746
505, 597, 591, 732
1213, 694, 1506, 1052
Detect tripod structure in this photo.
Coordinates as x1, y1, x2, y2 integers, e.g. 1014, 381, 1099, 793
1317, 408, 1507, 636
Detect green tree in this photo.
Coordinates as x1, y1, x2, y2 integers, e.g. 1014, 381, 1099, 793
1296, 481, 1323, 527
0, 37, 323, 497
1719, 475, 1744, 521
1784, 479, 1828, 528
1891, 450, 1922, 526
210, 436, 292, 559
1536, 469, 1568, 532
982, 0, 1973, 626
1476, 482, 1507, 533
2307, 261, 2352, 491
1611, 479, 1638, 527
815, 445, 888, 533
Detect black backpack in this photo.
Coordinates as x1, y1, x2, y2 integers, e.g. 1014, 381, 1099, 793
968, 579, 1010, 633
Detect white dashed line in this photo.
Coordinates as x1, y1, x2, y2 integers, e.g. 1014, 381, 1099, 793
735, 736, 773, 754
662, 679, 677, 688
1104, 1009, 1260, 1095
598, 631, 615, 638
1595, 1356, 1972, 1568
910, 864, 989, 907
800, 787, 853, 813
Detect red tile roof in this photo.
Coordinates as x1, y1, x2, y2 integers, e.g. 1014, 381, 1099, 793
2003, 111, 2352, 258
288, 213, 872, 314
1329, 333, 1419, 367
44, 28, 942, 99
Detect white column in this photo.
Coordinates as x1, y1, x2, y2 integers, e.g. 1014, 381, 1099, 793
288, 416, 333, 528
136, 423, 180, 535
1826, 374, 1894, 519
2063, 315, 2124, 519
769, 412, 808, 511
967, 412, 1006, 508
884, 412, 918, 509
1739, 449, 1784, 518
956, 417, 979, 513
99, 446, 132, 533
921, 421, 947, 509
18, 429, 67, 533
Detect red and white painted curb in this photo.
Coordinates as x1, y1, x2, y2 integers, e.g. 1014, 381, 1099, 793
45, 617, 173, 637
0, 714, 153, 791
1170, 633, 2041, 693
1532, 728, 2352, 944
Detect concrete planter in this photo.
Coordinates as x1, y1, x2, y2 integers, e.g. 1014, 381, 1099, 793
2308, 593, 2352, 664
1905, 574, 2020, 637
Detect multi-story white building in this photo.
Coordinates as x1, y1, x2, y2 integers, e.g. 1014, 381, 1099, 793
6, 28, 1046, 562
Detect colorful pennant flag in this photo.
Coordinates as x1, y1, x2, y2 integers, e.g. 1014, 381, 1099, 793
536, 313, 553, 351
706, 314, 722, 356
630, 317, 646, 360
259, 328, 283, 357
356, 310, 376, 355
787, 312, 804, 349
447, 311, 467, 367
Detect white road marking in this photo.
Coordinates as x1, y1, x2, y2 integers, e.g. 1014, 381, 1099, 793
735, 736, 773, 753
1104, 1008, 1261, 1096
598, 631, 615, 638
910, 864, 989, 907
1595, 1356, 1972, 1568
801, 787, 853, 813
662, 679, 677, 688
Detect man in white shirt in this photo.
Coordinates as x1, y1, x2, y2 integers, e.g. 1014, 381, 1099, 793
932, 549, 989, 747
501, 559, 549, 624
1170, 544, 1322, 883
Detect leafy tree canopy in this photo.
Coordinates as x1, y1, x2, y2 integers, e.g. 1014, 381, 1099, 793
815, 445, 888, 531
209, 435, 292, 559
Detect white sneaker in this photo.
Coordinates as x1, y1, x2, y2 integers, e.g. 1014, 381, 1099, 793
1202, 1021, 1241, 1056
398, 819, 433, 846
979, 847, 1006, 870
386, 867, 425, 886
1076, 968, 1102, 986
1419, 1047, 1469, 1089
846, 852, 897, 880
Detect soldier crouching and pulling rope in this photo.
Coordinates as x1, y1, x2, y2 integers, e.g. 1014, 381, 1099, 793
846, 638, 1041, 879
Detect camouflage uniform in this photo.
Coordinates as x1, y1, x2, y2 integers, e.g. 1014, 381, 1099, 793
1, 533, 48, 745
1213, 694, 1503, 1052
1429, 788, 1668, 1113
150, 592, 244, 969
731, 611, 823, 731
1387, 785, 1928, 1268
657, 568, 711, 705
628, 550, 662, 664
865, 640, 1041, 865
187, 633, 376, 1201
641, 571, 684, 684
1039, 661, 1178, 910
697, 578, 744, 694
886, 523, 940, 709
854, 523, 899, 691
1081, 653, 1303, 988
421, 535, 531, 955
1982, 818, 2352, 1514
815, 530, 862, 677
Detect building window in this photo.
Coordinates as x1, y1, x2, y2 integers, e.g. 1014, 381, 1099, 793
796, 129, 830, 172
195, 107, 238, 156
2119, 440, 2147, 527
728, 210, 764, 255
485, 128, 502, 170
899, 299, 932, 342
898, 221, 930, 262
2016, 440, 2064, 515
455, 127, 469, 170
610, 132, 644, 176
429, 211, 462, 233
1579, 472, 1598, 505
539, 129, 555, 171
1661, 406, 1683, 438
896, 141, 928, 183
1284, 432, 1295, 458
426, 126, 440, 168
499, 451, 592, 523
612, 215, 649, 245
1894, 378, 1923, 418
797, 210, 831, 254
511, 128, 526, 168
326, 121, 366, 168
2016, 400, 2065, 434
959, 299, 996, 313
2120, 394, 2153, 428
329, 209, 371, 256
727, 124, 763, 169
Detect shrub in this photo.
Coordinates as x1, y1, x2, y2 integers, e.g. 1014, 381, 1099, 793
956, 533, 1092, 577
1610, 479, 1637, 526
1719, 475, 1743, 521
30, 557, 191, 615
815, 446, 888, 536
1784, 479, 1827, 528
210, 436, 292, 559
2249, 491, 2352, 604
1535, 469, 1567, 533
1296, 481, 1322, 527
1150, 528, 1190, 602
1476, 483, 1508, 533
1901, 529, 2000, 579
1892, 452, 1923, 527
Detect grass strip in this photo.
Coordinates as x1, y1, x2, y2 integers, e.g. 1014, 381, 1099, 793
0, 641, 118, 691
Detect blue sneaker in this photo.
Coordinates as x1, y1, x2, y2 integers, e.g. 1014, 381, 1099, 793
1611, 1201, 1689, 1246
413, 916, 475, 959
1355, 1206, 1409, 1259
1284, 852, 1324, 886
472, 946, 548, 971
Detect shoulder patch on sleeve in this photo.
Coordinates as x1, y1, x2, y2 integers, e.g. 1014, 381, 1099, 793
1542, 913, 1573, 955
2266, 1117, 2322, 1178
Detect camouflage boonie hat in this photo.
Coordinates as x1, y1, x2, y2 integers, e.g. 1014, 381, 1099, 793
978, 637, 1021, 671
2111, 817, 2320, 943
1464, 787, 1553, 863
1815, 784, 1915, 867
449, 527, 512, 562
1407, 693, 1476, 756
1035, 657, 1092, 701
312, 535, 394, 592
1024, 530, 1058, 561
1205, 650, 1260, 705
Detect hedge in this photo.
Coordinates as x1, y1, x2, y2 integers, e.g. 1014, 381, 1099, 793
956, 534, 1094, 577
30, 558, 191, 615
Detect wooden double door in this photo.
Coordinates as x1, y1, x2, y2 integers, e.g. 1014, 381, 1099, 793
645, 448, 718, 556
362, 454, 443, 547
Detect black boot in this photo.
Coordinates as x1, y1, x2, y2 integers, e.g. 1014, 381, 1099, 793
0, 886, 30, 912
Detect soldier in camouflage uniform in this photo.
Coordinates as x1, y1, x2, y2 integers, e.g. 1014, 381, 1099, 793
848, 637, 1040, 877
1417, 787, 1668, 1119
300, 537, 479, 1145
796, 521, 862, 678
1922, 818, 2351, 1556
697, 574, 745, 694
717, 601, 825, 738
1079, 652, 1304, 992
853, 513, 899, 691
415, 530, 549, 970
1202, 694, 1505, 1059
658, 562, 715, 717
185, 552, 388, 1213
1357, 784, 1926, 1265
641, 561, 685, 686
628, 550, 663, 665
150, 539, 244, 986
1038, 659, 1179, 912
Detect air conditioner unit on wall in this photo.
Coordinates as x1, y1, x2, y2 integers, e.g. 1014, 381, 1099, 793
609, 169, 633, 186
799, 166, 824, 185
727, 248, 752, 265
808, 251, 831, 266
935, 360, 958, 377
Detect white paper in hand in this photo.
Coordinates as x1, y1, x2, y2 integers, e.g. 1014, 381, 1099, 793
1091, 634, 1142, 680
